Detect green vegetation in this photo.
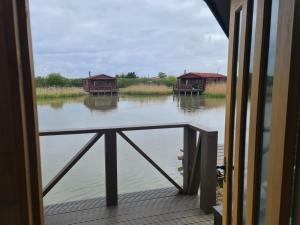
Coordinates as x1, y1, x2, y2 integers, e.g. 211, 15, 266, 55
35, 72, 177, 88
117, 76, 176, 88
203, 93, 226, 98
119, 84, 172, 95
36, 87, 86, 99
158, 72, 167, 79
35, 72, 226, 98
37, 96, 85, 109
36, 73, 82, 87
116, 72, 138, 78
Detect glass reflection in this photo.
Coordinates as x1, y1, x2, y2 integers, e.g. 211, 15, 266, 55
242, 0, 257, 223
257, 0, 279, 224
232, 9, 243, 222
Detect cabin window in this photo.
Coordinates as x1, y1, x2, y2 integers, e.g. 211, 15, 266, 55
257, 0, 279, 224
94, 80, 112, 86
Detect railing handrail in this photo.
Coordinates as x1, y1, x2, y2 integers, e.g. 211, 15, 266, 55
40, 122, 218, 212
90, 85, 118, 88
39, 122, 216, 136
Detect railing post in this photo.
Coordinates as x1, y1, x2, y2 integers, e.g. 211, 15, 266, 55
200, 130, 217, 214
105, 130, 118, 206
183, 126, 197, 193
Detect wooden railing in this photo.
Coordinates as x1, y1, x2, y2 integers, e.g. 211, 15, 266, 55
39, 123, 217, 213
174, 84, 204, 90
90, 85, 118, 91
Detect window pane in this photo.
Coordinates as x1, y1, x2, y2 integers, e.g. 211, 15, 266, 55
230, 9, 243, 221
242, 0, 257, 223
257, 0, 279, 224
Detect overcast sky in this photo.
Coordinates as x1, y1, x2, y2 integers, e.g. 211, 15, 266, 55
29, 0, 228, 78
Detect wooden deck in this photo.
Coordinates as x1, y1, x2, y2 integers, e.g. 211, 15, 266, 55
44, 188, 214, 225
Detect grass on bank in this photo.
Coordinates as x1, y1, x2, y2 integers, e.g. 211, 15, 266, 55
203, 82, 226, 98
119, 84, 172, 95
36, 87, 87, 99
36, 82, 227, 98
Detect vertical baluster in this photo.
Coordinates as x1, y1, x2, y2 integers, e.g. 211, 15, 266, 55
200, 130, 218, 214
105, 130, 118, 206
183, 126, 197, 193
188, 132, 202, 195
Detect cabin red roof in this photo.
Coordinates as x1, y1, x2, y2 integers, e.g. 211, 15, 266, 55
83, 74, 116, 80
178, 72, 227, 79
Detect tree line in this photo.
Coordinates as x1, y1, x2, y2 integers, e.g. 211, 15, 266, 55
35, 72, 177, 88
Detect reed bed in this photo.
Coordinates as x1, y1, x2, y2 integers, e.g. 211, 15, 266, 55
203, 82, 227, 98
36, 87, 87, 99
119, 84, 172, 95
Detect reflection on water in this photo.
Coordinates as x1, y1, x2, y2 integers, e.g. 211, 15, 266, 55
84, 96, 119, 112
37, 97, 85, 109
121, 95, 169, 104
174, 95, 225, 113
39, 95, 225, 112
38, 95, 226, 205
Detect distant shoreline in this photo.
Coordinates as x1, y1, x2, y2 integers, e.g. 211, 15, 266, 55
36, 85, 226, 99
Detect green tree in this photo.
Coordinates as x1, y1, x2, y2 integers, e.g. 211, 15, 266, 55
126, 72, 137, 78
46, 73, 67, 86
158, 72, 167, 79
35, 76, 47, 87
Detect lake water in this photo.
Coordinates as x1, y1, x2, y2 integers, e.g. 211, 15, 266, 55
38, 95, 226, 205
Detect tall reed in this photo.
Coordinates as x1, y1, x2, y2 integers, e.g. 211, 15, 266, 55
204, 82, 227, 98
119, 84, 172, 95
36, 87, 87, 99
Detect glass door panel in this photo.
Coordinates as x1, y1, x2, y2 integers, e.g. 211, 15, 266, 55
257, 0, 279, 224
223, 1, 244, 223
242, 0, 257, 223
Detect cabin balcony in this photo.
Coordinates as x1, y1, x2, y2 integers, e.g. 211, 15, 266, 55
173, 84, 204, 95
40, 123, 221, 225
87, 85, 119, 95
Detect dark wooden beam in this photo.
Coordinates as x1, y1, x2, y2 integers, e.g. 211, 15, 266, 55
188, 133, 202, 194
118, 131, 184, 193
105, 131, 118, 206
183, 127, 197, 193
295, 143, 300, 224
204, 0, 230, 37
43, 133, 103, 196
200, 130, 218, 214
39, 123, 214, 136
40, 123, 190, 136
0, 0, 44, 224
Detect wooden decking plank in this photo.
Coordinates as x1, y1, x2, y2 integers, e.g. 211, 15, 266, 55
45, 188, 214, 225
94, 213, 212, 225
47, 208, 213, 225
81, 211, 213, 225
45, 195, 199, 224
45, 187, 178, 216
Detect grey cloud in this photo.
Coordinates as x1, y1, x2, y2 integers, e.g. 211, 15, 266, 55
29, 0, 228, 77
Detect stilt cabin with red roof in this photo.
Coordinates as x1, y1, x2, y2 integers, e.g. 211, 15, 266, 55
83, 74, 118, 95
174, 72, 227, 95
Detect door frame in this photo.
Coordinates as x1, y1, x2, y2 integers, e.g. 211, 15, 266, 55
223, 0, 249, 224
264, 0, 300, 224
224, 0, 300, 225
0, 0, 44, 225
